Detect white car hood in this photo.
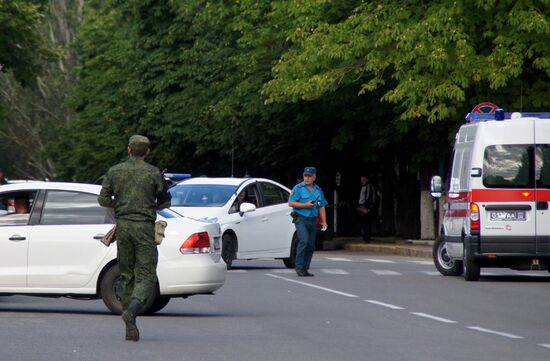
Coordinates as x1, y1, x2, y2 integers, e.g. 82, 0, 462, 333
170, 206, 226, 220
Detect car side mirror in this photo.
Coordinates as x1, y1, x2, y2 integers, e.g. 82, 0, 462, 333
239, 202, 256, 216
430, 175, 443, 198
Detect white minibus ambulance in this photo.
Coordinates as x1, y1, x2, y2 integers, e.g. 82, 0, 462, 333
430, 110, 550, 281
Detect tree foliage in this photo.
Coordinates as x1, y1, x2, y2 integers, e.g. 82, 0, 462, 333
0, 0, 52, 85
0, 0, 78, 179
50, 0, 549, 237
265, 0, 550, 122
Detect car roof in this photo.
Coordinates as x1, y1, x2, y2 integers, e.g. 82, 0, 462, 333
176, 177, 289, 189
0, 182, 101, 194
177, 177, 252, 186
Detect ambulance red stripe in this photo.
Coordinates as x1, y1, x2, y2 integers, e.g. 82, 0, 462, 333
471, 189, 535, 202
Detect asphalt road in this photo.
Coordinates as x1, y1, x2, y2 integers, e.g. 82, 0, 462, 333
1, 251, 550, 361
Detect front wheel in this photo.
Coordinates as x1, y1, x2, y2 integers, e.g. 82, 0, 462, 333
463, 245, 480, 281
432, 237, 463, 276
283, 233, 298, 269
100, 264, 158, 314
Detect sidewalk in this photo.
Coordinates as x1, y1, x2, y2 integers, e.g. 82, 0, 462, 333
322, 236, 434, 258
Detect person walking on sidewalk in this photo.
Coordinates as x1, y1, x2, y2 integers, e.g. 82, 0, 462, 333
357, 175, 376, 242
288, 167, 328, 277
98, 135, 171, 341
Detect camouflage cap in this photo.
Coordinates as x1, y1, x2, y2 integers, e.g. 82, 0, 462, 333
128, 135, 150, 153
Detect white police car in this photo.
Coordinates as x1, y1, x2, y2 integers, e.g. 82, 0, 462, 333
169, 177, 296, 269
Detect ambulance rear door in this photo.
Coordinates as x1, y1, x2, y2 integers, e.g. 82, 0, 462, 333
535, 117, 550, 254
475, 120, 536, 254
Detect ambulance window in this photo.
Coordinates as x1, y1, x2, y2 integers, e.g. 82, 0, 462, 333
459, 149, 471, 190
449, 149, 463, 192
536, 145, 550, 188
483, 145, 534, 188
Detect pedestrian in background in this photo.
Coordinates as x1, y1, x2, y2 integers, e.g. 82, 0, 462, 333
357, 175, 376, 242
288, 167, 328, 277
98, 135, 171, 342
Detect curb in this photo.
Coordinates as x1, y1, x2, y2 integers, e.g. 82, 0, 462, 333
321, 237, 433, 258
343, 243, 432, 258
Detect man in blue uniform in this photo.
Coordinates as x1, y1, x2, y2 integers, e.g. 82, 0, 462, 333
288, 167, 328, 277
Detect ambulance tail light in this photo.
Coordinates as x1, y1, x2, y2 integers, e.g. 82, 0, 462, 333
470, 203, 480, 231
180, 232, 211, 254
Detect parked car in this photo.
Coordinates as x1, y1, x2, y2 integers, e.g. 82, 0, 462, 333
169, 177, 296, 269
0, 182, 226, 314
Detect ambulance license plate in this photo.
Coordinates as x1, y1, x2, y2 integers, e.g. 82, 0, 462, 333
489, 211, 526, 221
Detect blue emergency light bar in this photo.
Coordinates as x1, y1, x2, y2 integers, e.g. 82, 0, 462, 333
164, 173, 192, 182
466, 110, 550, 122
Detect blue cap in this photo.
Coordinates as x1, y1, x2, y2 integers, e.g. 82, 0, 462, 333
303, 167, 317, 176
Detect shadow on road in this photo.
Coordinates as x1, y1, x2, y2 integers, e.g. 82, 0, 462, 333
480, 274, 550, 283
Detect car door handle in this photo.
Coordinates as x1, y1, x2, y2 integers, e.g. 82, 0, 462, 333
261, 217, 269, 222
9, 235, 26, 241
537, 201, 549, 211
93, 234, 105, 240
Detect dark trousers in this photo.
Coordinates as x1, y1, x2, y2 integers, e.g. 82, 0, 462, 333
294, 216, 317, 271
361, 213, 372, 241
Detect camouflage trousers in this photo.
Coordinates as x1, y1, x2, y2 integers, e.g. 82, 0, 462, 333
116, 219, 158, 309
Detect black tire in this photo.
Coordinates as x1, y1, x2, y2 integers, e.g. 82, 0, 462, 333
144, 296, 171, 315
222, 233, 236, 270
100, 264, 158, 314
463, 245, 480, 281
432, 236, 463, 276
283, 233, 298, 269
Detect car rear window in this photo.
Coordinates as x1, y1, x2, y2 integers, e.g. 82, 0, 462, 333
483, 144, 534, 188
169, 184, 237, 207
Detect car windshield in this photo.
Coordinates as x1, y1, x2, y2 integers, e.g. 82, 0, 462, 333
169, 184, 237, 207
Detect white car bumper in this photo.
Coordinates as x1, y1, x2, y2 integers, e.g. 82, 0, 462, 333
157, 254, 226, 296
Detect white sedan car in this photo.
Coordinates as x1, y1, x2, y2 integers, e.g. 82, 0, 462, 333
0, 182, 226, 314
169, 177, 296, 269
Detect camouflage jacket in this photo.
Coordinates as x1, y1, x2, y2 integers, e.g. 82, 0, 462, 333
98, 157, 170, 222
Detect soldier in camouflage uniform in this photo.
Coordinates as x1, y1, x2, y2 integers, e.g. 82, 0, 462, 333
98, 135, 170, 342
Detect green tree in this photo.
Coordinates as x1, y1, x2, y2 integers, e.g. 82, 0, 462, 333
0, 0, 76, 179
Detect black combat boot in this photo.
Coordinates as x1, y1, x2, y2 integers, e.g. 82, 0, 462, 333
122, 300, 142, 341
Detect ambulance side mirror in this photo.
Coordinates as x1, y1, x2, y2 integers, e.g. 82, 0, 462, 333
430, 175, 443, 198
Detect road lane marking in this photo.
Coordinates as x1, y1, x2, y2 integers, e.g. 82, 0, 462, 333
324, 257, 352, 262
364, 300, 405, 310
423, 271, 441, 276
467, 326, 523, 339
371, 270, 402, 276
410, 260, 433, 265
538, 344, 550, 349
321, 269, 350, 275
410, 312, 457, 324
272, 269, 295, 274
364, 258, 395, 264
265, 274, 359, 298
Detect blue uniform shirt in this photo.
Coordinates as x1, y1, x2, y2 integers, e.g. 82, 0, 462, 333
289, 181, 328, 218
